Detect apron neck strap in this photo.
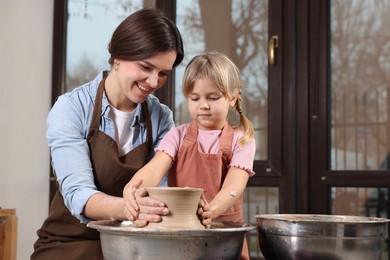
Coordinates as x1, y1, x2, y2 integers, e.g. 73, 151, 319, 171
90, 76, 153, 145
90, 77, 106, 130
142, 102, 153, 145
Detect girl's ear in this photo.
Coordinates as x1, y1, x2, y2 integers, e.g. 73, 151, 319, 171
229, 96, 237, 107
229, 89, 239, 107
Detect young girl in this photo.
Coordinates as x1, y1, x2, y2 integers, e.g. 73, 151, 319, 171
125, 51, 256, 259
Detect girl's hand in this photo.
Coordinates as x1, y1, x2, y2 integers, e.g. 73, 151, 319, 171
198, 194, 212, 228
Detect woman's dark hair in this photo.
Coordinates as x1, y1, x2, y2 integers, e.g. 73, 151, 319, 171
108, 8, 184, 68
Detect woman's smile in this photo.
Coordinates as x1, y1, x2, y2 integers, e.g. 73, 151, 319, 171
136, 82, 151, 93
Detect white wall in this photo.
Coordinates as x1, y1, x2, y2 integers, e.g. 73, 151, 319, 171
0, 1, 53, 259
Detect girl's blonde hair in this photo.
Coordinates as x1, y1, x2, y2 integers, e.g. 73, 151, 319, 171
182, 51, 254, 145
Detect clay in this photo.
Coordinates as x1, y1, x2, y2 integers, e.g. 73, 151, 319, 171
145, 187, 205, 230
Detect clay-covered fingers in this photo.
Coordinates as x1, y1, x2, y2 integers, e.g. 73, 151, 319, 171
136, 195, 169, 223
134, 186, 148, 197
201, 211, 212, 228
123, 199, 138, 221
136, 195, 167, 211
132, 219, 148, 228
123, 180, 143, 221
198, 194, 212, 228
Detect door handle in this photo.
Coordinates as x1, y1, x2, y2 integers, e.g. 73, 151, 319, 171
268, 35, 279, 65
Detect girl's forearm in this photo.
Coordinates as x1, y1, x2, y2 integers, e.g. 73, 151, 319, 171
130, 151, 172, 187
208, 188, 241, 219
209, 169, 249, 219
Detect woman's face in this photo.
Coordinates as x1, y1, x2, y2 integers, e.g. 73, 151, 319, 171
108, 51, 177, 111
187, 77, 236, 130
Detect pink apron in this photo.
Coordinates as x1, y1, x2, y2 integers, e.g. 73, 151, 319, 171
168, 121, 249, 259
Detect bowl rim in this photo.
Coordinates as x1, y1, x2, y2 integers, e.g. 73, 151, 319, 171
255, 214, 390, 224
145, 187, 204, 192
87, 220, 256, 234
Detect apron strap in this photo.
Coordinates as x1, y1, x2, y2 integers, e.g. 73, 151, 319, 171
141, 102, 153, 151
90, 75, 153, 146
90, 76, 105, 130
219, 123, 234, 162
185, 121, 198, 143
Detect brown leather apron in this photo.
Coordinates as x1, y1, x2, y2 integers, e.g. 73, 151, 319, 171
168, 121, 249, 260
31, 77, 152, 260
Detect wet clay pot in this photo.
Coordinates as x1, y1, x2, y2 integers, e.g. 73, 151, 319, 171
145, 187, 205, 230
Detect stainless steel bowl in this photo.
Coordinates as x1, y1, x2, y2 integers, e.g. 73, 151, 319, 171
88, 220, 255, 260
255, 214, 388, 260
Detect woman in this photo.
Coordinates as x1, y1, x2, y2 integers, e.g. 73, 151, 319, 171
31, 8, 183, 259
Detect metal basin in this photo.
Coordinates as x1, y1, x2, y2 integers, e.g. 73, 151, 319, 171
255, 214, 388, 260
88, 220, 255, 260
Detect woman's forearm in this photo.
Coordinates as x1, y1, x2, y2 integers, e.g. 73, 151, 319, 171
84, 193, 126, 221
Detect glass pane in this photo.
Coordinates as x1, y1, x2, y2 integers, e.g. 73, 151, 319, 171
175, 0, 269, 160
330, 1, 390, 170
331, 187, 389, 259
331, 187, 389, 218
243, 187, 279, 259
66, 0, 144, 92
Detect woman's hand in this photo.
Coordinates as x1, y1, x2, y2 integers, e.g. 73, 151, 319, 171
133, 187, 169, 227
198, 194, 212, 228
123, 179, 169, 227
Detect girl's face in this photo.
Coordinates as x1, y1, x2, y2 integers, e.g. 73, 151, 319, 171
187, 77, 236, 130
108, 51, 176, 111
